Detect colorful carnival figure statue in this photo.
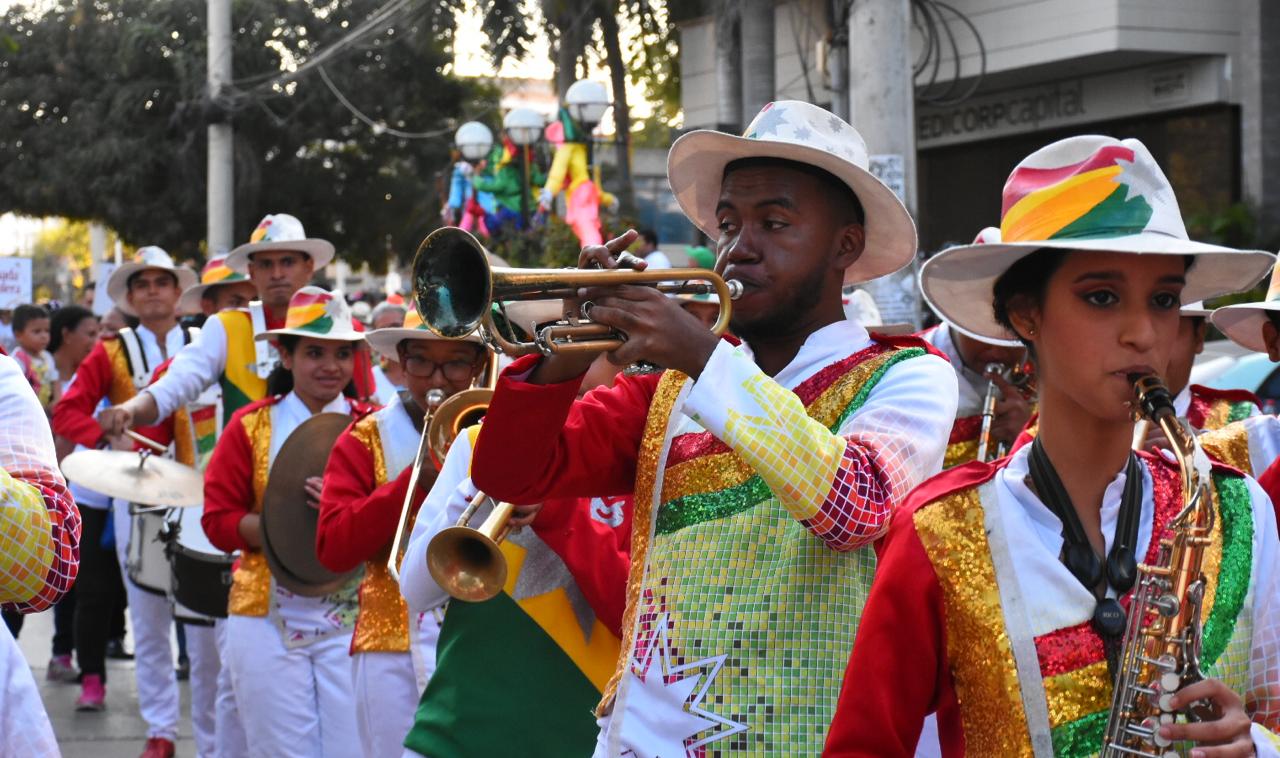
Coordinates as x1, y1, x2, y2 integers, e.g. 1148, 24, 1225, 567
0, 351, 79, 757
538, 109, 618, 247
314, 307, 490, 758
1197, 264, 1280, 521
444, 152, 495, 237
824, 135, 1280, 757
465, 100, 958, 755
398, 300, 635, 758
201, 287, 370, 758
473, 136, 545, 236
52, 246, 209, 758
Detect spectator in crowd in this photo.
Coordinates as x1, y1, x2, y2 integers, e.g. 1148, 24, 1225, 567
11, 305, 60, 411
50, 306, 100, 390
633, 228, 672, 269
369, 300, 407, 404
0, 309, 13, 353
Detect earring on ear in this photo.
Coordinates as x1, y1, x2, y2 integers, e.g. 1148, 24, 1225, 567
1026, 325, 1036, 337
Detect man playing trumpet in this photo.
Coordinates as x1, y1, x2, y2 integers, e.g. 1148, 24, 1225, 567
466, 101, 958, 755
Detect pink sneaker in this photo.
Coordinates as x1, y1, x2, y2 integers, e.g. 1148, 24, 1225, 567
75, 674, 105, 711
140, 737, 175, 758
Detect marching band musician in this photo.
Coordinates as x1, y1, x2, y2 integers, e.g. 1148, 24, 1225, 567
396, 303, 631, 758
466, 101, 958, 755
313, 308, 488, 758
0, 343, 79, 756
824, 136, 1280, 756
96, 213, 375, 443
51, 247, 204, 758
140, 254, 260, 758
201, 287, 371, 758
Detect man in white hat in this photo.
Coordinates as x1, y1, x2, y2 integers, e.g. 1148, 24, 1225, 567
52, 246, 203, 758
177, 255, 258, 318
464, 101, 958, 755
97, 213, 374, 441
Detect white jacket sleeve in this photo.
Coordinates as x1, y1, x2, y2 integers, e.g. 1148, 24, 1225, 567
398, 432, 495, 613
145, 313, 230, 419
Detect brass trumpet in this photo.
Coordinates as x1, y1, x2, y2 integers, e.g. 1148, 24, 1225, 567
412, 226, 742, 355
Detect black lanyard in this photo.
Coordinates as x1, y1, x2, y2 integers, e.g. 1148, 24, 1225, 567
1027, 438, 1141, 678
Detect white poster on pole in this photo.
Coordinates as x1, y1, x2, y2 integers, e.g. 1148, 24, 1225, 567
0, 258, 32, 309
93, 262, 118, 316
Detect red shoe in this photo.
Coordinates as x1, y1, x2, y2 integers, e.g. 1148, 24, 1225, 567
140, 737, 175, 758
74, 674, 105, 711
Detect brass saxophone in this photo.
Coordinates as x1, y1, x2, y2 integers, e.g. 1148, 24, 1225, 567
1102, 374, 1216, 757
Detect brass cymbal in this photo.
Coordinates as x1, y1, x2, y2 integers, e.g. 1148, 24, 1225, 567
60, 449, 203, 507
260, 412, 359, 597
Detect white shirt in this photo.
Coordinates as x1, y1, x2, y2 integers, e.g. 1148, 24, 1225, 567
399, 431, 481, 614
267, 391, 361, 646
145, 313, 241, 420
642, 250, 672, 269
920, 323, 986, 418
0, 624, 58, 756
371, 364, 403, 407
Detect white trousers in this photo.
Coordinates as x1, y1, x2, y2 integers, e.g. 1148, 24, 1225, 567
225, 614, 360, 758
0, 623, 58, 757
113, 504, 180, 741
351, 652, 418, 758
186, 623, 220, 758
214, 618, 249, 758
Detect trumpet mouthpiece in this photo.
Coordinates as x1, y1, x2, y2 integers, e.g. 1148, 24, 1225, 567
726, 280, 744, 300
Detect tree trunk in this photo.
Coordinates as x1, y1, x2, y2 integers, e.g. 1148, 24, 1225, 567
714, 1, 742, 131
739, 0, 775, 125
598, 1, 635, 214
544, 0, 589, 98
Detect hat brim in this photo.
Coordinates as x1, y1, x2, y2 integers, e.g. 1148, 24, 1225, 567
256, 327, 365, 343
920, 237, 1275, 341
1211, 302, 1280, 353
177, 280, 253, 314
364, 327, 482, 361
667, 131, 918, 286
225, 239, 335, 274
107, 264, 199, 317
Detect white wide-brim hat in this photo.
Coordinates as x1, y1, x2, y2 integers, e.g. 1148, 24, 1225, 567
1210, 264, 1280, 352
1180, 301, 1213, 319
107, 246, 199, 316
364, 309, 482, 361
921, 136, 1274, 341
257, 286, 364, 342
226, 213, 335, 274
667, 100, 917, 286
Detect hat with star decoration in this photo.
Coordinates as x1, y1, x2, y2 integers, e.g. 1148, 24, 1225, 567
920, 135, 1275, 341
666, 100, 917, 286
257, 286, 363, 342
226, 213, 335, 274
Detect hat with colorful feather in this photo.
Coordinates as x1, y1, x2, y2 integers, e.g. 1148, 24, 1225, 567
1211, 264, 1280, 352
225, 213, 335, 274
257, 286, 363, 342
177, 255, 252, 313
921, 136, 1275, 341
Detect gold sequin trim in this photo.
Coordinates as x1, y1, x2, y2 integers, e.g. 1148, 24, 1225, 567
348, 416, 410, 653
597, 370, 687, 715
1203, 400, 1232, 432
1199, 422, 1254, 475
1044, 660, 1110, 727
228, 406, 272, 617
102, 339, 138, 406
660, 452, 753, 503
944, 439, 979, 469
915, 488, 1034, 756
172, 407, 196, 468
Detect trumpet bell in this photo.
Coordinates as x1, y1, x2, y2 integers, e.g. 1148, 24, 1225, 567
426, 526, 508, 602
414, 228, 493, 339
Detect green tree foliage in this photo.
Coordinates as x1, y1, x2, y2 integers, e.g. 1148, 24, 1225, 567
0, 0, 497, 268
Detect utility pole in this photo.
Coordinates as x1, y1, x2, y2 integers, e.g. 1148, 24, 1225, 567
739, 0, 775, 125
207, 0, 234, 257
847, 0, 921, 325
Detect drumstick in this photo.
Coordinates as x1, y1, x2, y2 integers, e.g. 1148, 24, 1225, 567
125, 429, 168, 454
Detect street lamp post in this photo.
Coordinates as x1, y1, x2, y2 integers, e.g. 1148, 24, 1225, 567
452, 122, 493, 227
503, 108, 544, 229
565, 80, 610, 177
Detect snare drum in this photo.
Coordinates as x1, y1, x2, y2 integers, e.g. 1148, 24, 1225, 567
167, 505, 233, 625
126, 503, 173, 595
